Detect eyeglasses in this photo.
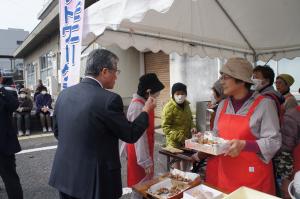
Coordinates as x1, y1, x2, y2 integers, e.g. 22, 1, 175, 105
104, 68, 121, 75
219, 74, 232, 80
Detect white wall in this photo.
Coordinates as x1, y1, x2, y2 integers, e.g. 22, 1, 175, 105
80, 45, 141, 106
24, 33, 59, 91
170, 53, 220, 112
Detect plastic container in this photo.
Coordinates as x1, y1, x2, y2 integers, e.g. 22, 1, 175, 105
183, 184, 224, 199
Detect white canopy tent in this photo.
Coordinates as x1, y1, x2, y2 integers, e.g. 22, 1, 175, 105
82, 0, 300, 62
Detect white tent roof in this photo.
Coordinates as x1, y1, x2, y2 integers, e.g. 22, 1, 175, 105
82, 0, 300, 62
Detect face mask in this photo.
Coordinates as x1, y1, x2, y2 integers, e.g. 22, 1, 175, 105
174, 95, 186, 104
251, 78, 263, 91
151, 91, 160, 98
41, 91, 47, 95
20, 93, 26, 98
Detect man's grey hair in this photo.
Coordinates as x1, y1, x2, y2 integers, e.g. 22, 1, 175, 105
85, 49, 119, 77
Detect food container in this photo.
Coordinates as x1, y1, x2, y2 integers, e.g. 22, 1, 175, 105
185, 133, 229, 155
169, 168, 200, 183
183, 184, 225, 199
147, 169, 200, 199
223, 187, 281, 199
147, 178, 190, 199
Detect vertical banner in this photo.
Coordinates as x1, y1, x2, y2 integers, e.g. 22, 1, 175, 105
59, 0, 85, 89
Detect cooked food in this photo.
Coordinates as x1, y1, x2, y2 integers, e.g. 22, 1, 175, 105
169, 174, 191, 182
156, 187, 169, 195
163, 146, 183, 153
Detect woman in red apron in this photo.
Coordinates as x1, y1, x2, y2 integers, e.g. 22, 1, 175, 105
122, 73, 164, 191
203, 58, 281, 195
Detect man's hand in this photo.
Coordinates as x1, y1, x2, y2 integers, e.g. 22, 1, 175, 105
142, 96, 156, 113
17, 107, 22, 112
224, 139, 246, 157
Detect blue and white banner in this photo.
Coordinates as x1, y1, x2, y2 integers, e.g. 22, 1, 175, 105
59, 0, 85, 89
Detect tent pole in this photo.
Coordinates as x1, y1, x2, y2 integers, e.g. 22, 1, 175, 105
215, 0, 256, 60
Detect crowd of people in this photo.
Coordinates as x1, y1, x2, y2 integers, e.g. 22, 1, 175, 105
0, 50, 299, 199
13, 79, 53, 136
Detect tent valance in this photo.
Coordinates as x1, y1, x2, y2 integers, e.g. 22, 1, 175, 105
82, 0, 300, 62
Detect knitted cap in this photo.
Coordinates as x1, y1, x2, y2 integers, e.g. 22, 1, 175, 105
171, 82, 187, 96
277, 74, 295, 87
137, 73, 164, 97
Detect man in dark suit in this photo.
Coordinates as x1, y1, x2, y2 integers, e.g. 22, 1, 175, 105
49, 49, 156, 199
0, 71, 23, 199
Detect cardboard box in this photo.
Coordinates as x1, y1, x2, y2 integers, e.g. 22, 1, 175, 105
183, 184, 225, 199
223, 187, 281, 199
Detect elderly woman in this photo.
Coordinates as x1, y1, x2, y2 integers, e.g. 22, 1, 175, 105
193, 57, 281, 195
275, 74, 298, 112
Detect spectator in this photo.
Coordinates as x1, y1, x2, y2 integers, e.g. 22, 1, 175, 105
34, 79, 46, 101
276, 74, 297, 111
15, 88, 33, 136
36, 87, 52, 132
0, 71, 23, 199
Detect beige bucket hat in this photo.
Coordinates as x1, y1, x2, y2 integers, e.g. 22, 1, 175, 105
220, 57, 254, 84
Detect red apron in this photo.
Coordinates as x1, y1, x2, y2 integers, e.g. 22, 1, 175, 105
206, 96, 275, 195
127, 98, 155, 187
293, 106, 300, 174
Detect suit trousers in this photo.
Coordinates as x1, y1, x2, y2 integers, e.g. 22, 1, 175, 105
0, 154, 23, 199
59, 192, 80, 199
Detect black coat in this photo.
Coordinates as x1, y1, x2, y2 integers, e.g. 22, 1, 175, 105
0, 87, 21, 155
49, 78, 149, 199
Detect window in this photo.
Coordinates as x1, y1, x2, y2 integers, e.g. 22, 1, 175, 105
26, 63, 35, 87
40, 51, 55, 83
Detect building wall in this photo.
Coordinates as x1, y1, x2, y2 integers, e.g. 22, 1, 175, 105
0, 28, 28, 71
170, 53, 220, 112
24, 33, 59, 92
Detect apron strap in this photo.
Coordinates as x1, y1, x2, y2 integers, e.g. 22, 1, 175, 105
220, 99, 229, 115
246, 95, 265, 117
132, 98, 145, 105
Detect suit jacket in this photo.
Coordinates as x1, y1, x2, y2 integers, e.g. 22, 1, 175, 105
0, 87, 21, 155
49, 78, 149, 199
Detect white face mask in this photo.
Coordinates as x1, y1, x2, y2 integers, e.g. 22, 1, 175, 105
174, 94, 186, 104
20, 93, 26, 98
251, 78, 264, 91
151, 91, 160, 98
41, 91, 47, 95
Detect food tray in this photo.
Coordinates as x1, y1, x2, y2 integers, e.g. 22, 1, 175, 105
183, 184, 225, 199
185, 134, 229, 155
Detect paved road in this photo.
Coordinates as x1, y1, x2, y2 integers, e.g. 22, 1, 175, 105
0, 132, 167, 199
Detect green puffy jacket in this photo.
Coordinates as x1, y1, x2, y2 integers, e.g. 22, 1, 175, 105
161, 98, 195, 148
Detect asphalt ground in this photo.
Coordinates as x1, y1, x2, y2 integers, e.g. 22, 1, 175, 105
0, 132, 167, 199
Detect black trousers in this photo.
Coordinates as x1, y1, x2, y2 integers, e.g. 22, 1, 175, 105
59, 192, 80, 199
0, 154, 23, 199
